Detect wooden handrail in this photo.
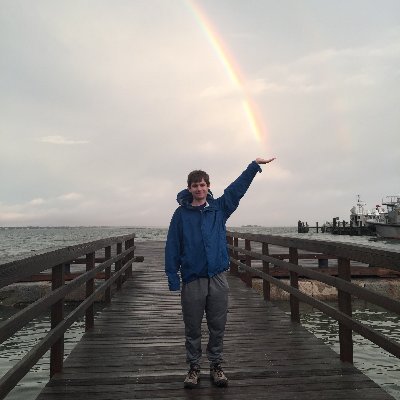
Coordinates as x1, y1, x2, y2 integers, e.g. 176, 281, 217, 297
0, 234, 137, 400
227, 244, 400, 314
226, 231, 400, 271
227, 230, 400, 363
0, 233, 136, 289
0, 247, 133, 343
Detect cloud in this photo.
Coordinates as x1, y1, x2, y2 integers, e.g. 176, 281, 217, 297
57, 193, 83, 201
0, 2, 398, 227
258, 165, 293, 182
0, 212, 27, 222
255, 35, 400, 95
200, 78, 273, 99
200, 85, 240, 99
29, 198, 45, 205
37, 136, 89, 145
0, 193, 85, 225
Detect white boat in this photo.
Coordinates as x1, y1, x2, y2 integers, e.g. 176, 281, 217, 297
349, 195, 386, 227
366, 195, 400, 239
320, 195, 381, 235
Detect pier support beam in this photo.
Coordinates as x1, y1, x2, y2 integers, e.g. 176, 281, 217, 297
126, 238, 135, 279
50, 263, 65, 377
262, 243, 270, 301
104, 246, 112, 304
289, 247, 300, 323
338, 257, 353, 363
116, 242, 123, 290
245, 239, 252, 288
85, 252, 95, 331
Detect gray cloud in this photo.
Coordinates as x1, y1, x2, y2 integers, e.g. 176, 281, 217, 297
37, 136, 90, 145
1, 0, 399, 227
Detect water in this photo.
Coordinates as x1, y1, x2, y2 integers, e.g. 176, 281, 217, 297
229, 224, 400, 252
1, 226, 399, 265
1, 226, 399, 399
0, 226, 168, 264
0, 304, 104, 400
276, 301, 400, 400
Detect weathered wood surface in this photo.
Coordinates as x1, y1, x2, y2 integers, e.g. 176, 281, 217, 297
0, 234, 136, 289
37, 241, 394, 400
227, 231, 400, 271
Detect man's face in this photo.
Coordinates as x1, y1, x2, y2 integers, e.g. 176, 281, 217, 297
188, 179, 209, 203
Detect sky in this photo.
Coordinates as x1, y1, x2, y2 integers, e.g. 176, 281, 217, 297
1, 0, 399, 228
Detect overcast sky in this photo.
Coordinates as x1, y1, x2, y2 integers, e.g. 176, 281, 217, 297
1, 0, 399, 227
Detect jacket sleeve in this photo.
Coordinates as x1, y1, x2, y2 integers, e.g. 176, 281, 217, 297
219, 161, 262, 219
165, 209, 182, 291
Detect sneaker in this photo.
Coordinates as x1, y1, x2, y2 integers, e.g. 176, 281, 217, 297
210, 364, 228, 387
184, 365, 201, 388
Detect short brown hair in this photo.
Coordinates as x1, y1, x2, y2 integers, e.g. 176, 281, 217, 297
187, 170, 210, 187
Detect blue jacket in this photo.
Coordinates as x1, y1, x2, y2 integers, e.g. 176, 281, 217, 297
165, 161, 262, 291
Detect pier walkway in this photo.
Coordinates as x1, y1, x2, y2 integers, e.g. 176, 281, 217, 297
36, 241, 394, 400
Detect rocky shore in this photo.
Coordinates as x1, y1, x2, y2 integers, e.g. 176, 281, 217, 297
0, 280, 111, 307
252, 277, 400, 301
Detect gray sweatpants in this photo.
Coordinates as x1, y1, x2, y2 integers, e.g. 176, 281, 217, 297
181, 272, 229, 367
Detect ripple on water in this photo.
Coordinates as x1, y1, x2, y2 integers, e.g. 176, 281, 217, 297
0, 305, 94, 400
287, 302, 400, 400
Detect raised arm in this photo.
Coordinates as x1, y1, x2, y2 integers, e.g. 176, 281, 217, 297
218, 157, 276, 219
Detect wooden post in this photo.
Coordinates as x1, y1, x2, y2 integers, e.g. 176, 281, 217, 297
227, 236, 234, 275
50, 263, 65, 377
64, 263, 71, 274
123, 240, 129, 281
338, 257, 353, 363
316, 222, 319, 233
126, 238, 134, 279
289, 247, 300, 323
85, 252, 95, 331
318, 258, 328, 268
130, 238, 135, 277
262, 243, 270, 301
104, 246, 112, 304
231, 237, 239, 276
116, 242, 123, 290
245, 239, 252, 288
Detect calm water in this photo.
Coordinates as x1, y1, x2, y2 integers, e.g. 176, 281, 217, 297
0, 226, 169, 265
276, 301, 400, 400
1, 225, 399, 265
0, 305, 104, 400
1, 226, 399, 399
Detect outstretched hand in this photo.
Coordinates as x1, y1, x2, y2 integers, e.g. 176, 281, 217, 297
255, 157, 276, 164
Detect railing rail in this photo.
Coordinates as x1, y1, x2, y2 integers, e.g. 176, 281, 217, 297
226, 230, 400, 364
0, 233, 137, 399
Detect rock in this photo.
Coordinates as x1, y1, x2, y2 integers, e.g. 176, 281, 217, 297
0, 280, 112, 307
251, 277, 400, 301
0, 282, 51, 306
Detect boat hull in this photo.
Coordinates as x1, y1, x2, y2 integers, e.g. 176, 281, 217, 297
367, 222, 400, 240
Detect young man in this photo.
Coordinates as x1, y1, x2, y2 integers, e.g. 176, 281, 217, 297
165, 157, 276, 389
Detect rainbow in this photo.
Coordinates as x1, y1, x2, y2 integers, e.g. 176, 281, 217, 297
185, 0, 266, 144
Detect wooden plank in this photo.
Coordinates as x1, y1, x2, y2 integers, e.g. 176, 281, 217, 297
35, 240, 395, 400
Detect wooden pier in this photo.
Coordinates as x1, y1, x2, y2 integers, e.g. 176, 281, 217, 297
1, 235, 399, 399
298, 219, 376, 236
34, 241, 394, 400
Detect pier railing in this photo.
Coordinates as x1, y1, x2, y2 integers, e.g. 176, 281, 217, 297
0, 233, 137, 399
226, 231, 400, 364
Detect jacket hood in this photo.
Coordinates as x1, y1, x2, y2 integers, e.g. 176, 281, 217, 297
177, 188, 214, 208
